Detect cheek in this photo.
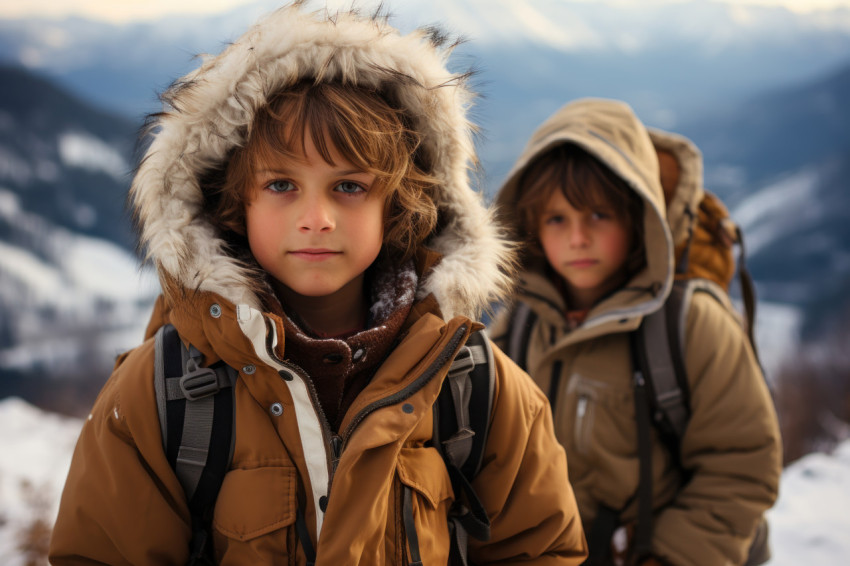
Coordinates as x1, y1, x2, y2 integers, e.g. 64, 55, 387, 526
602, 226, 632, 261
537, 227, 561, 262
245, 205, 283, 260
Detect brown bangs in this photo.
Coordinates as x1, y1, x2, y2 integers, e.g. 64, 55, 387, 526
242, 81, 416, 201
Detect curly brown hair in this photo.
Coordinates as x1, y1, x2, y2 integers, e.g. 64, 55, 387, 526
513, 143, 646, 276
203, 80, 439, 264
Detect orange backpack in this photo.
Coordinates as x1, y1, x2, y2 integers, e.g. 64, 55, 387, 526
657, 147, 759, 356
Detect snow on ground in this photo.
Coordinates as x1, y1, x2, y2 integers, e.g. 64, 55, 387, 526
0, 399, 81, 565
0, 397, 848, 563
768, 441, 850, 565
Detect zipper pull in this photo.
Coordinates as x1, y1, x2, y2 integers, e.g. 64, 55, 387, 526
576, 395, 588, 419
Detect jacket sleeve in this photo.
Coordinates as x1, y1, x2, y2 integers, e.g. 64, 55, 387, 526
651, 292, 782, 566
48, 339, 192, 565
469, 343, 588, 565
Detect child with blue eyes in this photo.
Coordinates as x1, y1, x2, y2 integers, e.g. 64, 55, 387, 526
488, 98, 781, 566
48, 5, 588, 565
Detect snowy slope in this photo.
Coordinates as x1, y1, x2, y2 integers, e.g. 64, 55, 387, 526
0, 397, 847, 564
0, 187, 158, 373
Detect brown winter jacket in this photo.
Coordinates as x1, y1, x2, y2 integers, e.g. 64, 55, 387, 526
48, 6, 587, 565
489, 99, 782, 566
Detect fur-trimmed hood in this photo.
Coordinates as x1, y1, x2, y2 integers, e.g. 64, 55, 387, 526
495, 98, 673, 333
131, 2, 513, 320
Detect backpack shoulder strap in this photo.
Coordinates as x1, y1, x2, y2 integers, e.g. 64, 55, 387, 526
429, 329, 495, 565
506, 301, 537, 372
153, 323, 237, 564
633, 281, 692, 446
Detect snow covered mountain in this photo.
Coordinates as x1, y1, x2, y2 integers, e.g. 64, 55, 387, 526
0, 397, 847, 565
2, 0, 850, 129
0, 65, 157, 411
678, 62, 850, 338
0, 1, 848, 406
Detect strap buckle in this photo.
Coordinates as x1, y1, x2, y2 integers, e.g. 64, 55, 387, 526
448, 346, 474, 378
180, 367, 221, 400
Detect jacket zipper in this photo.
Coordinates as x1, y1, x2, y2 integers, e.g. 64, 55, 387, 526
340, 325, 469, 450
269, 323, 468, 510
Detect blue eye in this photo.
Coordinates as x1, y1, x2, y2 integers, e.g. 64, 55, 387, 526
545, 215, 564, 225
267, 180, 295, 193
336, 181, 366, 194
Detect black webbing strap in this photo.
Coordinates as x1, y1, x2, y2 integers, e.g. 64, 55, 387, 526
445, 463, 491, 542
295, 505, 316, 566
635, 291, 689, 443
631, 367, 654, 563
403, 486, 424, 566
584, 504, 619, 565
734, 225, 762, 368
545, 323, 563, 412
507, 301, 537, 372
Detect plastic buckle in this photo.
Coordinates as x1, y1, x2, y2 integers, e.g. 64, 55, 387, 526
179, 367, 221, 400
448, 346, 474, 378
443, 426, 475, 446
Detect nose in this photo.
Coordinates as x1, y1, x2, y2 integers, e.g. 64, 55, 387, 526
568, 221, 590, 248
297, 193, 334, 233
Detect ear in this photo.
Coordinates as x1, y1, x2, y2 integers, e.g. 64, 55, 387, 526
655, 148, 680, 207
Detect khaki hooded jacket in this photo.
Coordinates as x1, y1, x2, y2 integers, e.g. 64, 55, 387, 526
489, 99, 782, 565
48, 6, 587, 565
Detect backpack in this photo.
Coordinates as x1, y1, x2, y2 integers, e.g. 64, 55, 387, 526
503, 172, 772, 564
153, 323, 495, 566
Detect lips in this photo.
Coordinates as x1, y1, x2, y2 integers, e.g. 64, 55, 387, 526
567, 259, 598, 268
289, 248, 341, 262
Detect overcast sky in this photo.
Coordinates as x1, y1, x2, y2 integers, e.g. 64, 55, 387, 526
1, 0, 849, 23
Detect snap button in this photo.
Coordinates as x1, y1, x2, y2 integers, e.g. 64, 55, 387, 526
209, 304, 222, 318
278, 369, 294, 382
242, 364, 256, 375
319, 495, 329, 512
270, 402, 283, 416
322, 353, 344, 365
402, 403, 414, 414
353, 348, 365, 361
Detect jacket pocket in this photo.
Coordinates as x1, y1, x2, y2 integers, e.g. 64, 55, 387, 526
395, 446, 454, 565
564, 373, 632, 459
212, 464, 297, 544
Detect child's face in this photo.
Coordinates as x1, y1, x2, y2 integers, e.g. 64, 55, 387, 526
537, 189, 632, 309
245, 132, 385, 302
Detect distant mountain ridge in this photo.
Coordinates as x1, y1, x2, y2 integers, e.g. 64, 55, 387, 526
2, 0, 850, 129
0, 64, 138, 247
0, 64, 155, 409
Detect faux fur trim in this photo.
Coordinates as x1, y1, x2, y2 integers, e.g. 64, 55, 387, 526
130, 2, 514, 319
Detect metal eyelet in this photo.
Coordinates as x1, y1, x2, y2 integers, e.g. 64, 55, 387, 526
242, 364, 256, 375
270, 403, 284, 417
209, 303, 222, 318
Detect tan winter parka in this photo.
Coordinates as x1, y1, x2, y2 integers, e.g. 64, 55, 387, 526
48, 6, 587, 565
489, 99, 782, 566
